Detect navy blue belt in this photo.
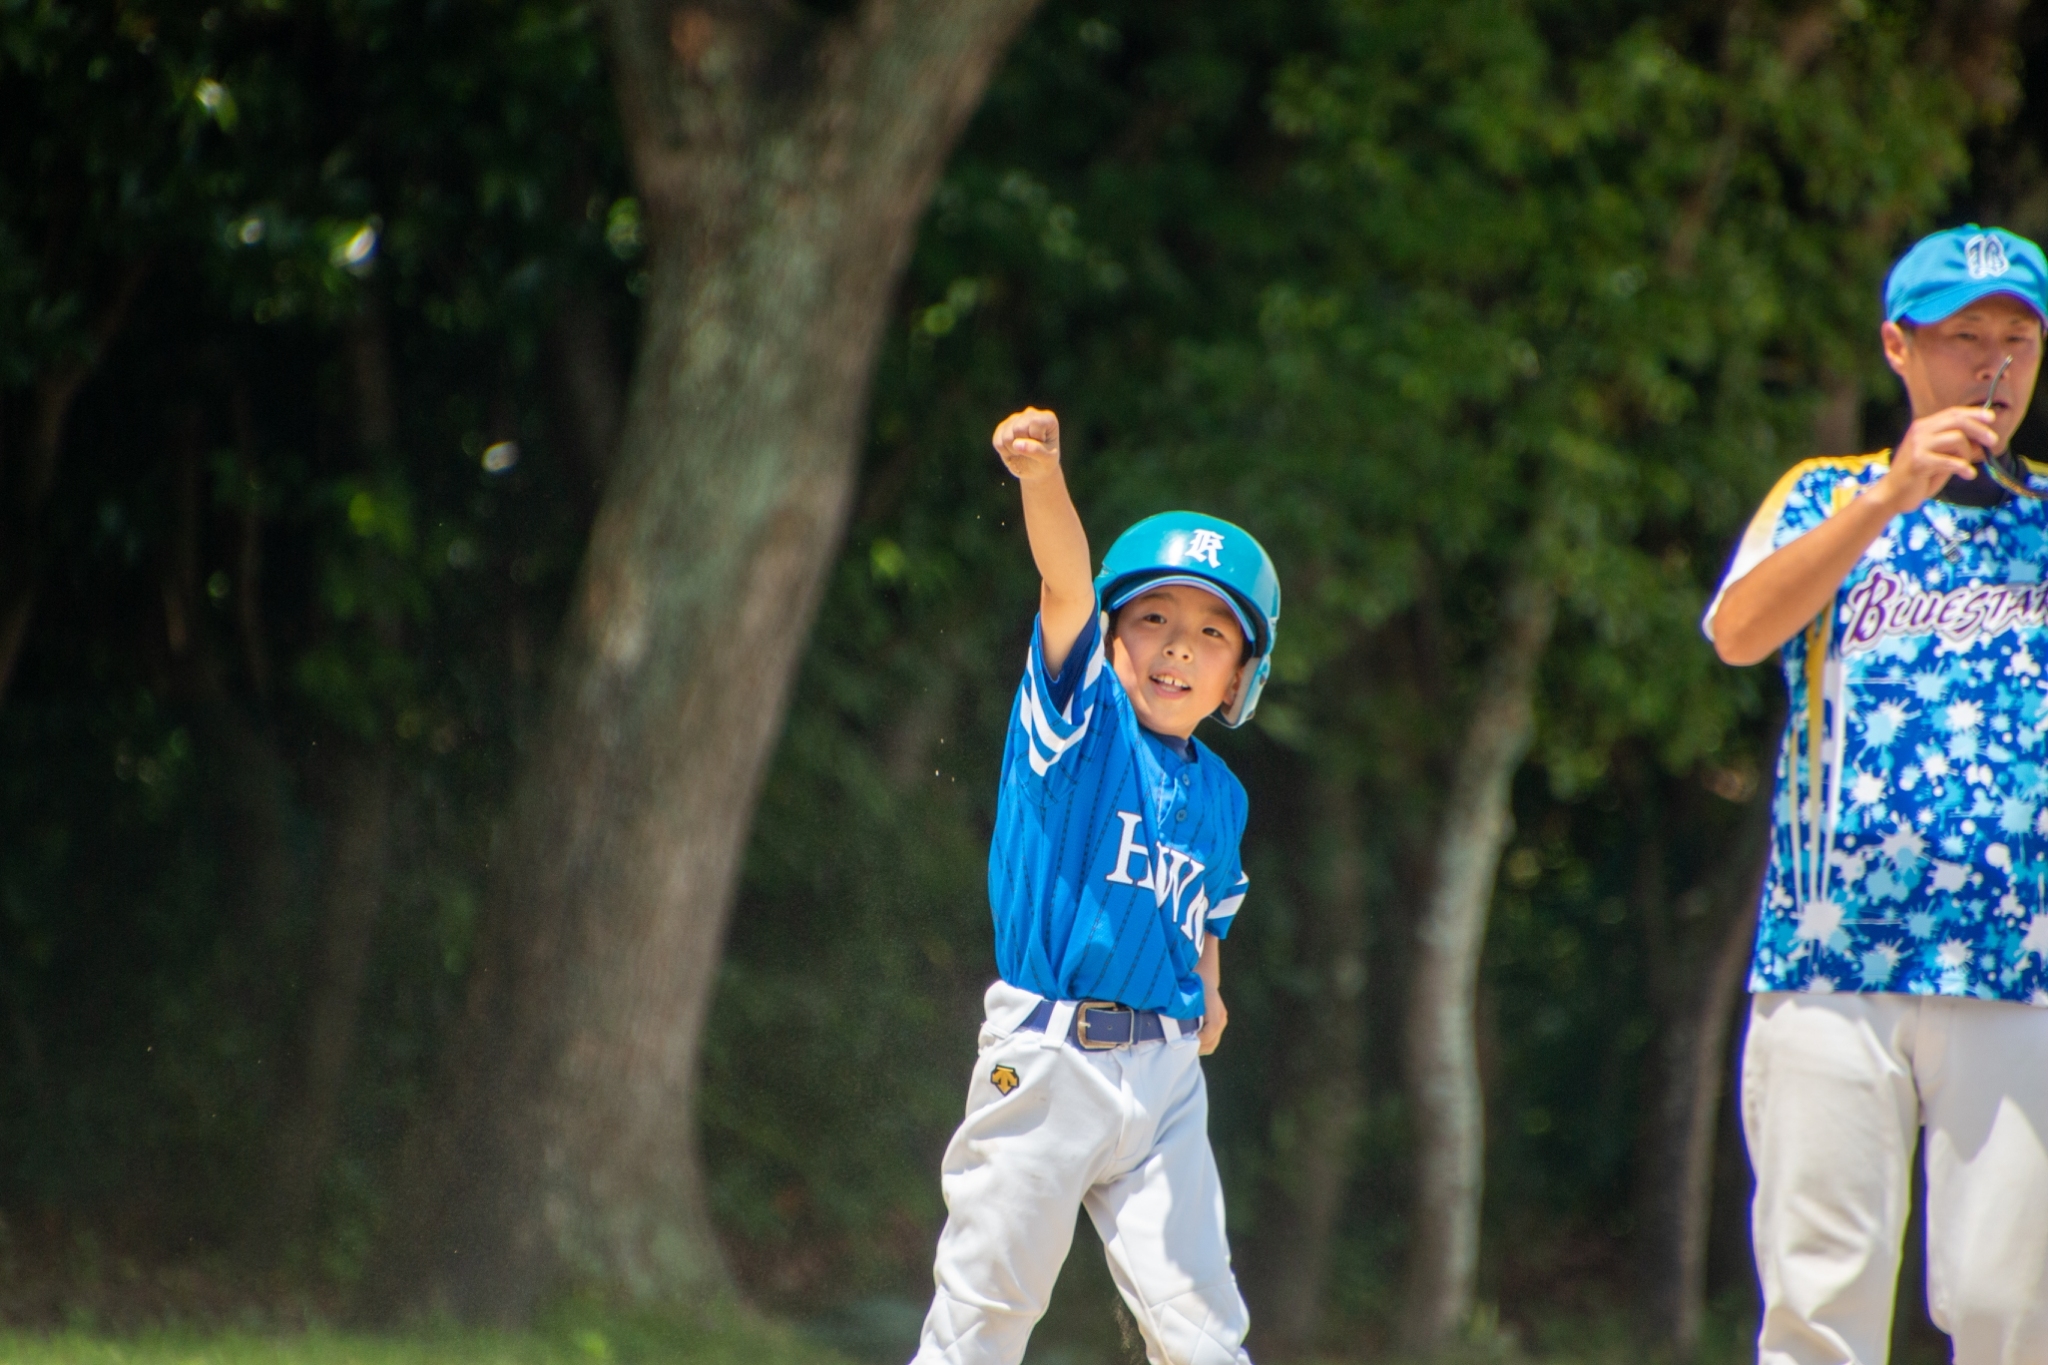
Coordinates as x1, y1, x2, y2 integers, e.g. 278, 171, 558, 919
1020, 999, 1196, 1050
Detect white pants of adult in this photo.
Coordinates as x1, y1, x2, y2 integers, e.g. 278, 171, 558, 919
1744, 991, 2048, 1365
911, 981, 1253, 1365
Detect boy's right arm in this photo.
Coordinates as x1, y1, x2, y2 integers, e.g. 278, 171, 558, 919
993, 407, 1095, 674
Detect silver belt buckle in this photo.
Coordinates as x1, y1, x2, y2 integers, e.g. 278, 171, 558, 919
1074, 1001, 1129, 1050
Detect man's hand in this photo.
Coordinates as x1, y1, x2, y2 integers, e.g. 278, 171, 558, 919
994, 407, 1061, 482
1869, 404, 2005, 515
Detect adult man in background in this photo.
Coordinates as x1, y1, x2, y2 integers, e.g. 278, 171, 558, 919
1708, 225, 2048, 1365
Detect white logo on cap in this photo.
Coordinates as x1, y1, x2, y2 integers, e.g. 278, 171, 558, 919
1966, 234, 2012, 280
1186, 529, 1225, 567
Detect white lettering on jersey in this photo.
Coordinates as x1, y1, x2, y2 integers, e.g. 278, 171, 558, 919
1106, 811, 1154, 889
1183, 888, 1210, 952
1105, 810, 1209, 945
1187, 529, 1226, 568
1153, 847, 1195, 908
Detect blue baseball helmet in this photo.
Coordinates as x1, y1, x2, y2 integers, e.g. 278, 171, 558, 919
1094, 511, 1281, 728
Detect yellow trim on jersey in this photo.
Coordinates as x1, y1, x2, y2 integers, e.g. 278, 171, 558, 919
1707, 454, 1884, 911
1741, 451, 1890, 550
1703, 451, 1890, 642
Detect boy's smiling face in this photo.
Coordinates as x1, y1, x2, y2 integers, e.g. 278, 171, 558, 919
1108, 583, 1247, 741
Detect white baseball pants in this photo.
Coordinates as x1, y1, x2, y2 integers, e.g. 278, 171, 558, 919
1744, 991, 2048, 1365
911, 981, 1253, 1365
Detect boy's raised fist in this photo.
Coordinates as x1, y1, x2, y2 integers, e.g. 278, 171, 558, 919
993, 407, 1061, 481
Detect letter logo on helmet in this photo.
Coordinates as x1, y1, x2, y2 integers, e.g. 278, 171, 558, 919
1094, 511, 1281, 729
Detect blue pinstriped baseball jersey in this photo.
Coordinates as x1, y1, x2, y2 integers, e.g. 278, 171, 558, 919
988, 609, 1250, 1019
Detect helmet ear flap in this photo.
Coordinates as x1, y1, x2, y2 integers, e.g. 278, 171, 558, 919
1216, 655, 1270, 729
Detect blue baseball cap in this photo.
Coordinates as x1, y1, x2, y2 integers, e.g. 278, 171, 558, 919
1884, 225, 2048, 326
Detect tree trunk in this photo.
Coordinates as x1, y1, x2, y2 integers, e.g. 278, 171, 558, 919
549, 289, 626, 490
1251, 770, 1369, 1360
1402, 577, 1555, 1355
229, 380, 273, 701
268, 744, 395, 1239
160, 406, 206, 661
1634, 773, 1773, 1355
0, 262, 147, 704
1639, 881, 1761, 1355
268, 306, 402, 1242
377, 0, 1040, 1321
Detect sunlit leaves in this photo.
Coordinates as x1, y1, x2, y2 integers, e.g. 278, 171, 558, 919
1245, 0, 1983, 787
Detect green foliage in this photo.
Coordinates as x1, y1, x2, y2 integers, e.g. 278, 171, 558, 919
0, 0, 630, 1259
1220, 0, 1973, 783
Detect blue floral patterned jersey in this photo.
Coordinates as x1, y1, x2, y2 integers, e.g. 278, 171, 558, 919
1706, 452, 2048, 1004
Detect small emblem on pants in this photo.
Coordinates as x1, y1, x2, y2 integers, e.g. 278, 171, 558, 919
989, 1063, 1021, 1095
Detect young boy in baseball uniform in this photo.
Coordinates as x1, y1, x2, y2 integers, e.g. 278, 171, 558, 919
1708, 225, 2048, 1365
910, 407, 1280, 1365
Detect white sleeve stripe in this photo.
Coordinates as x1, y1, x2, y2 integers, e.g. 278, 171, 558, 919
1022, 682, 1094, 754
1020, 649, 1063, 726
1022, 638, 1099, 740
1080, 625, 1106, 700
1702, 516, 1779, 643
1015, 621, 1107, 779
1024, 668, 1087, 741
1027, 630, 1107, 726
1209, 893, 1245, 920
1018, 684, 1094, 775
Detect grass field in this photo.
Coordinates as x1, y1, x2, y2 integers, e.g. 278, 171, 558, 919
0, 1296, 1770, 1365
0, 1310, 851, 1365
0, 1318, 1742, 1365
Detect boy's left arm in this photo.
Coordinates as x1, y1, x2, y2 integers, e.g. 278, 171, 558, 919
1196, 935, 1227, 1055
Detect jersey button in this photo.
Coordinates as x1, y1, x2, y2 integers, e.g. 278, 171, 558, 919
1176, 809, 1188, 822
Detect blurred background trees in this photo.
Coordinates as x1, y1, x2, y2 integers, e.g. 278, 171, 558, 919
0, 0, 2040, 1360
375, 0, 1040, 1324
